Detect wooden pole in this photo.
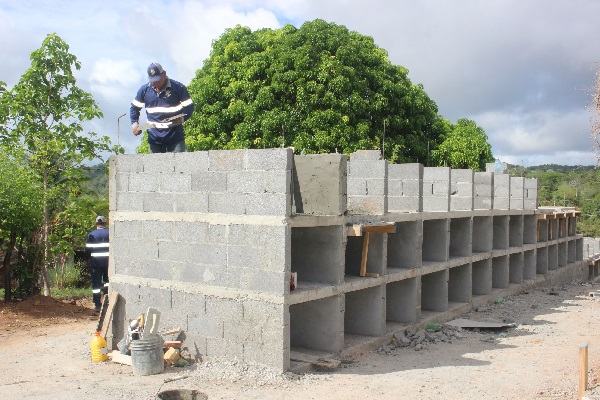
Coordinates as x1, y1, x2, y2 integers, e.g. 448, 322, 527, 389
579, 343, 589, 400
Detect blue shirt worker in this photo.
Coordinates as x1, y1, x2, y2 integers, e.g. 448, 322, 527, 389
86, 216, 110, 313
130, 62, 195, 153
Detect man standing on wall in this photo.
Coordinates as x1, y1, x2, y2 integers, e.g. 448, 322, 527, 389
86, 216, 110, 313
130, 62, 195, 153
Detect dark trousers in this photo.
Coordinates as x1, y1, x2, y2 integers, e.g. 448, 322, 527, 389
91, 265, 109, 308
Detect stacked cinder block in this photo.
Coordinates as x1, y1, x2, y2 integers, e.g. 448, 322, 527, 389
346, 150, 387, 215
109, 148, 294, 371
510, 177, 524, 210
493, 173, 511, 210
387, 163, 423, 212
450, 169, 474, 211
524, 178, 538, 210
423, 167, 451, 212
474, 172, 494, 210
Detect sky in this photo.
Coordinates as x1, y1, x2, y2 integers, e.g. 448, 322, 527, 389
1, 0, 599, 167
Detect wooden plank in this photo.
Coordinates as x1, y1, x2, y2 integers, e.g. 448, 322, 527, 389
347, 223, 396, 236
347, 225, 362, 236
579, 343, 589, 400
109, 350, 132, 366
360, 232, 370, 277
362, 224, 396, 234
101, 290, 119, 339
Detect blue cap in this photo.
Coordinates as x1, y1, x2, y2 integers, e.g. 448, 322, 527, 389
147, 63, 164, 82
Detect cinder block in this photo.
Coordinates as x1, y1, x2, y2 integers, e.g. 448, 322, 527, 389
113, 220, 143, 240
347, 178, 367, 196
189, 243, 227, 266
129, 173, 160, 192
387, 180, 402, 196
388, 196, 421, 212
224, 319, 262, 342
244, 193, 291, 216
160, 173, 192, 193
424, 167, 451, 181
209, 149, 245, 171
189, 315, 223, 339
143, 193, 175, 212
367, 178, 386, 196
174, 221, 209, 244
245, 148, 293, 171
350, 150, 382, 161
191, 171, 227, 192
115, 173, 129, 192
451, 197, 474, 211
174, 151, 209, 173
348, 160, 387, 179
127, 239, 159, 260
206, 297, 244, 321
158, 241, 191, 262
208, 192, 245, 214
402, 180, 422, 196
174, 192, 209, 213
423, 197, 450, 212
143, 220, 174, 241
115, 192, 144, 212
347, 196, 386, 215
143, 153, 176, 173
474, 171, 493, 184
227, 170, 266, 193
388, 163, 423, 179
112, 154, 144, 173
264, 170, 291, 194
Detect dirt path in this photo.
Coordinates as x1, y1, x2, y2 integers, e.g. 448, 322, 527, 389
2, 283, 600, 400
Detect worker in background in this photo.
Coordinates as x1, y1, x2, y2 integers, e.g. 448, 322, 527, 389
130, 62, 195, 153
86, 216, 110, 313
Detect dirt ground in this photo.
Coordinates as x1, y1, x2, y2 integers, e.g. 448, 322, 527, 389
3, 283, 600, 400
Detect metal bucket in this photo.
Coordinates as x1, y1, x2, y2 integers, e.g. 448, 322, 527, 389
130, 334, 164, 376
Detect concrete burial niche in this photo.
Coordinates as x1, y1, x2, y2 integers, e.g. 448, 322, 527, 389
108, 148, 588, 373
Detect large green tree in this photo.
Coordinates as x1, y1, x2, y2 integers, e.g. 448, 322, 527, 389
185, 20, 447, 163
0, 150, 43, 300
0, 33, 112, 296
431, 118, 494, 171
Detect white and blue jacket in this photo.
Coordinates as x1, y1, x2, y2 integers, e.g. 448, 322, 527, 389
130, 78, 195, 146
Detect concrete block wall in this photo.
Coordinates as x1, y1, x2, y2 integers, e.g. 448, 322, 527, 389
109, 148, 587, 373
109, 148, 294, 371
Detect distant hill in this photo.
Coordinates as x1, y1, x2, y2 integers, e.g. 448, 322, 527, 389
505, 164, 600, 236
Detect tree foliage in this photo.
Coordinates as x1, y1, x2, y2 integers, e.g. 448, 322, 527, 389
186, 20, 447, 164
0, 33, 112, 297
431, 118, 494, 171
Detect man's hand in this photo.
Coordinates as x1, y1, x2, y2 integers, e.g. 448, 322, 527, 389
132, 122, 142, 136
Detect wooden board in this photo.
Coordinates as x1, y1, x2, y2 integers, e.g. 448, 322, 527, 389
347, 223, 396, 236
101, 290, 119, 339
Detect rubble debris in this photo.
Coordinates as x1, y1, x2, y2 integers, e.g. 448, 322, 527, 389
377, 324, 464, 353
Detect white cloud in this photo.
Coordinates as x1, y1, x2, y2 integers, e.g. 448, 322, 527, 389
89, 59, 140, 100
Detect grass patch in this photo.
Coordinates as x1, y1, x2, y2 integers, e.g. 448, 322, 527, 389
52, 287, 89, 300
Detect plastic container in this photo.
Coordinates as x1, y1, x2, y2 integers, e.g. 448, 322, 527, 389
130, 334, 164, 376
90, 331, 108, 362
